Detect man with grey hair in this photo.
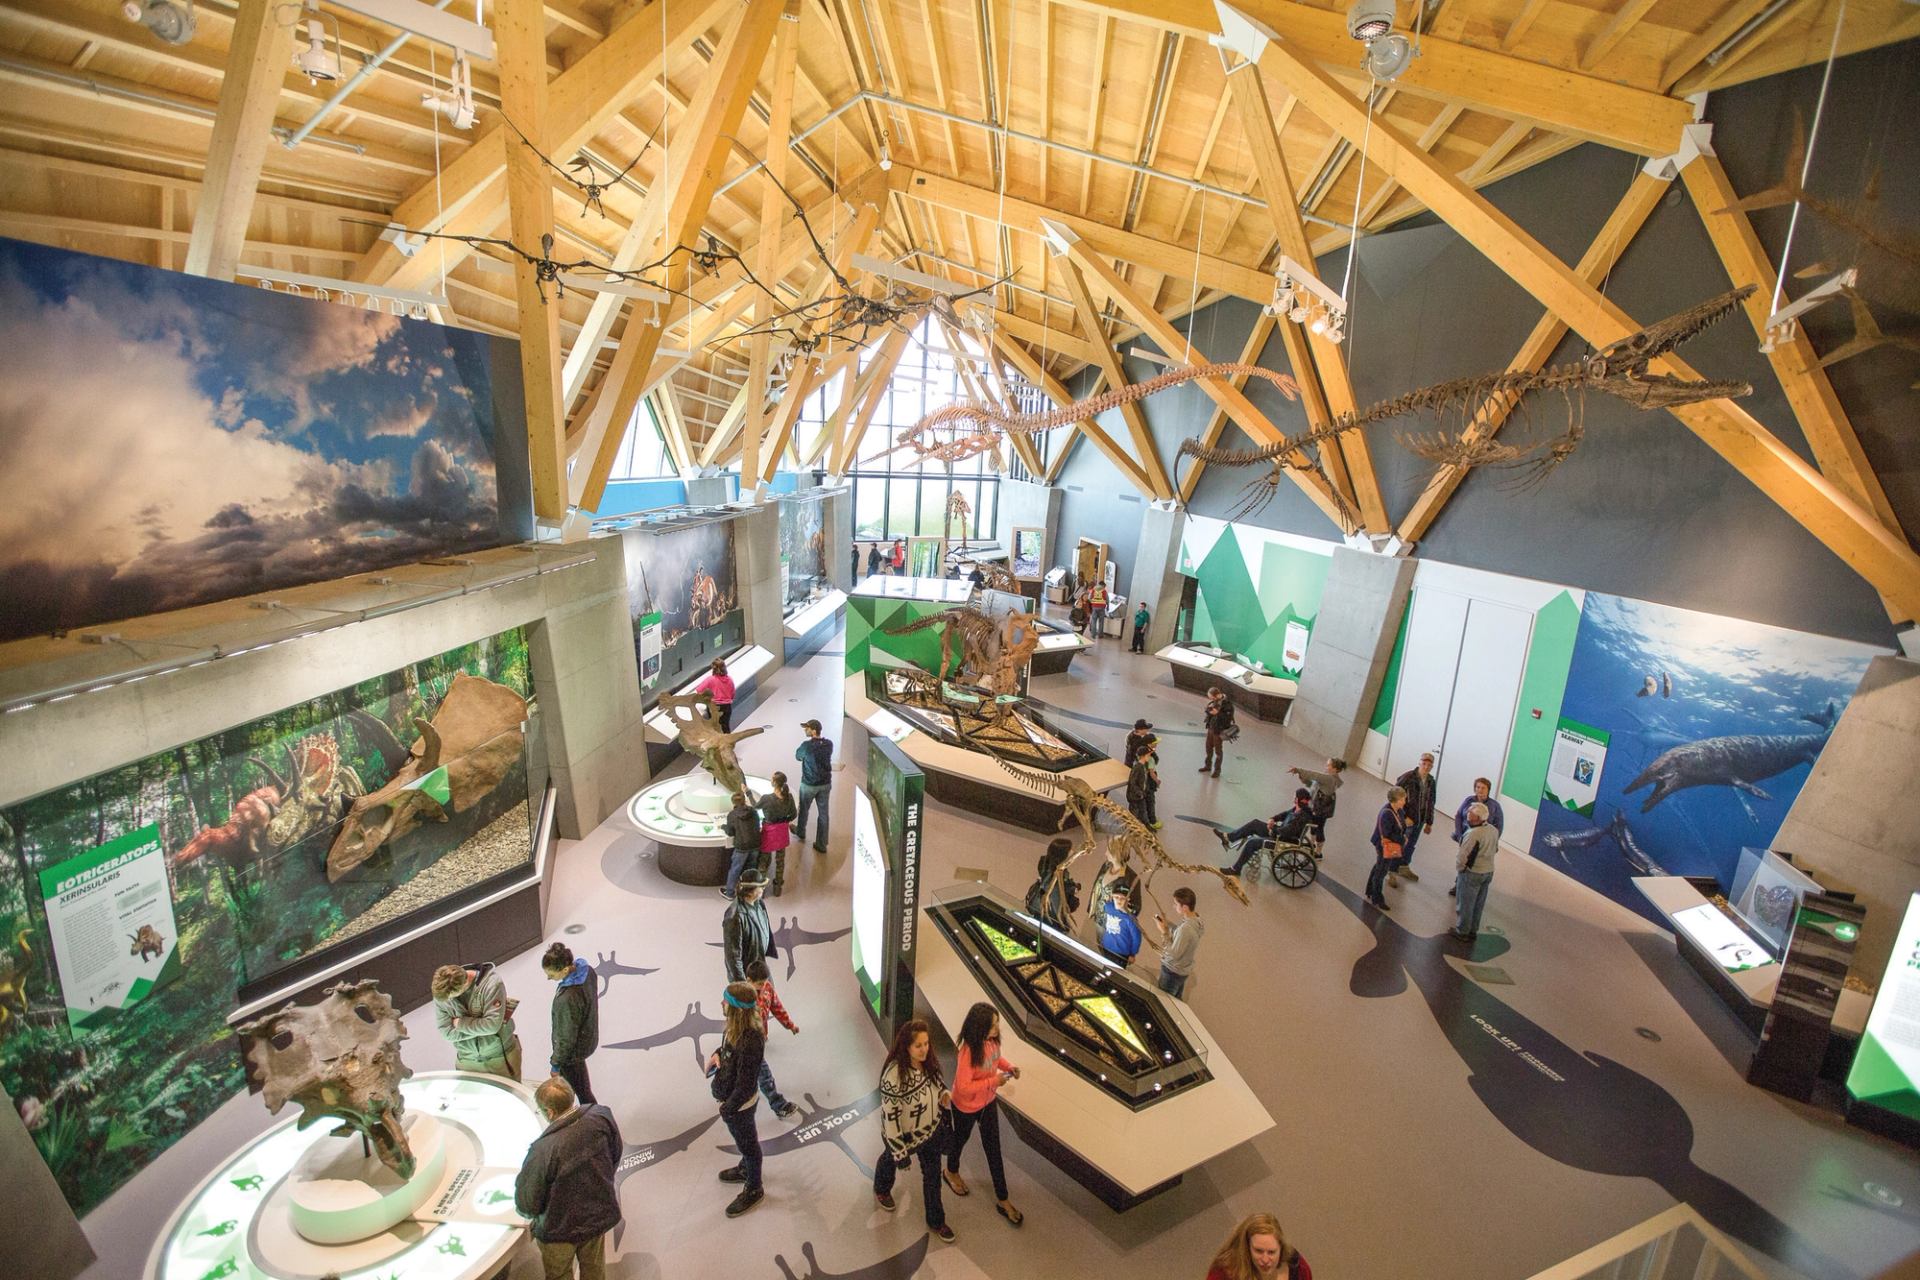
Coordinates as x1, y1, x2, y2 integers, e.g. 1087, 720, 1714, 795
515, 1075, 622, 1279
1451, 803, 1500, 941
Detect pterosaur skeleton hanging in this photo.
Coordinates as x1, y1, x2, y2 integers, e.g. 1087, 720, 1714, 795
1179, 286, 1759, 516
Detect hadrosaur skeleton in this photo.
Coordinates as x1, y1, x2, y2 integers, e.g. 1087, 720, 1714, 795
883, 605, 1037, 696
1177, 286, 1758, 517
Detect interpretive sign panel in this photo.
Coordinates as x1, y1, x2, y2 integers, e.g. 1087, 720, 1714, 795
1847, 893, 1920, 1126
1544, 717, 1608, 817
38, 824, 181, 1030
863, 736, 925, 1038
1749, 893, 1864, 1102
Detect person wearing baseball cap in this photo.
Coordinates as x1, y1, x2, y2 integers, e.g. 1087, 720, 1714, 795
794, 719, 835, 854
1124, 718, 1155, 768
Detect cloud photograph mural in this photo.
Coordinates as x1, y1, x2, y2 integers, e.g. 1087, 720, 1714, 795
0, 237, 532, 643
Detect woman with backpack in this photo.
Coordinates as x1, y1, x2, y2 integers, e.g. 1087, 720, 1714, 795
1206, 1212, 1313, 1280
757, 772, 796, 898
873, 1018, 957, 1243
943, 1002, 1024, 1226
706, 980, 768, 1218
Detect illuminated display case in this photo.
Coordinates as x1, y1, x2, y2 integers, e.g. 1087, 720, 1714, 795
926, 886, 1209, 1108
865, 668, 1105, 772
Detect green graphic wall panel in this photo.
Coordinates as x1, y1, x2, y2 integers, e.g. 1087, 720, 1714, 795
1179, 521, 1332, 672
846, 597, 961, 678
1501, 590, 1581, 808
1368, 606, 1412, 733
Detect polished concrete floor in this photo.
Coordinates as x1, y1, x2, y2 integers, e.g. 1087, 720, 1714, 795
81, 613, 1920, 1280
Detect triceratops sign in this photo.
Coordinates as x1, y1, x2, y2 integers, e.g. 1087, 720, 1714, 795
38, 823, 181, 1030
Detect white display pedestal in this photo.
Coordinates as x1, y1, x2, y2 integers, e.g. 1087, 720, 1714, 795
287, 1111, 448, 1244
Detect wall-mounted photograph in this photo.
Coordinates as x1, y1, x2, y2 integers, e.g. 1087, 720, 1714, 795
778, 494, 828, 612
0, 237, 532, 644
623, 519, 744, 696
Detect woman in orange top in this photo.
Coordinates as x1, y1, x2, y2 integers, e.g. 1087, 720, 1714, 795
942, 1001, 1023, 1226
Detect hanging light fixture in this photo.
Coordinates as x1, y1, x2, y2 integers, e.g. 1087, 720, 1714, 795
121, 0, 196, 44
422, 51, 476, 129
292, 13, 342, 83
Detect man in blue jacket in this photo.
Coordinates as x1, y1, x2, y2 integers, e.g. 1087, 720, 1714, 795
515, 1075, 622, 1279
794, 719, 835, 854
1448, 777, 1505, 899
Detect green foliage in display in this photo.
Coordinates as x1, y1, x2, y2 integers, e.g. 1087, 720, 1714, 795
0, 628, 535, 1217
971, 919, 1037, 963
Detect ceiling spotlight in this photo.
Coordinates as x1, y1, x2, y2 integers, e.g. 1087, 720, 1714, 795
421, 51, 476, 128
1288, 301, 1311, 325
1346, 1, 1394, 42
121, 0, 196, 44
878, 138, 893, 172
293, 16, 341, 83
1309, 309, 1331, 335
1362, 32, 1414, 80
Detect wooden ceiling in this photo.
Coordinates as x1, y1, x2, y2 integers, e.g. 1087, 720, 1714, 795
0, 0, 1914, 456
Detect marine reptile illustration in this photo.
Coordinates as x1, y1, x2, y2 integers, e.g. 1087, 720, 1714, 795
1317, 868, 1854, 1278
1540, 810, 1667, 876
1623, 703, 1838, 814
1175, 286, 1758, 517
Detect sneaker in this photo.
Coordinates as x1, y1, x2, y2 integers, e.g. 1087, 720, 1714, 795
1217, 867, 1240, 878
1401, 868, 1420, 882
1210, 771, 1220, 779
812, 844, 827, 854
718, 1164, 748, 1184
774, 1102, 799, 1120
725, 1187, 764, 1218
1448, 929, 1473, 942
1149, 821, 1163, 830
1386, 874, 1401, 888
1367, 896, 1391, 912
875, 1192, 898, 1212
1196, 766, 1211, 773
933, 1224, 958, 1243
719, 887, 735, 900
1213, 830, 1228, 848
770, 883, 784, 898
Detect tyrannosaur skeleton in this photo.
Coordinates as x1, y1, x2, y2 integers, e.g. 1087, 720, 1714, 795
1177, 287, 1758, 517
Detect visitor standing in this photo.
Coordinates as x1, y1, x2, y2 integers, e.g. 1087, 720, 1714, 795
850, 543, 859, 582
1086, 579, 1108, 639
1288, 757, 1346, 832
514, 1075, 622, 1279
873, 1019, 957, 1242
1365, 787, 1410, 911
693, 658, 736, 732
1123, 717, 1155, 767
1452, 804, 1500, 941
721, 870, 778, 981
1024, 836, 1079, 930
1088, 847, 1141, 921
968, 564, 986, 590
890, 538, 906, 575
1200, 687, 1236, 778
721, 791, 761, 901
1205, 1212, 1314, 1280
944, 1002, 1024, 1227
1096, 884, 1144, 968
542, 944, 599, 1106
1125, 737, 1160, 830
431, 962, 520, 1078
1069, 590, 1090, 636
1130, 601, 1150, 653
1390, 753, 1438, 886
1449, 777, 1504, 899
707, 980, 768, 1217
1153, 887, 1204, 998
744, 958, 800, 1119
757, 773, 796, 897
794, 719, 834, 854
867, 543, 883, 577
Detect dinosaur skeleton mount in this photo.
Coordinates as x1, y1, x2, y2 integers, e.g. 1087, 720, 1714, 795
629, 690, 777, 884
882, 604, 1038, 697
1178, 287, 1759, 518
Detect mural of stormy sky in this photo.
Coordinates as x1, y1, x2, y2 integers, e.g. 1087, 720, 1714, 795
0, 238, 532, 643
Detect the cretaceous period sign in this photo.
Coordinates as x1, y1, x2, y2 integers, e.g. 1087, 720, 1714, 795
0, 237, 533, 643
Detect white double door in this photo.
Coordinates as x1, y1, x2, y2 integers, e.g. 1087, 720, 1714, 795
1384, 587, 1532, 828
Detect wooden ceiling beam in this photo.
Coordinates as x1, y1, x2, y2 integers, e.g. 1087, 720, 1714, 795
1258, 36, 1920, 619
1397, 171, 1668, 545
1056, 255, 1174, 499
1580, 0, 1661, 72
578, 0, 787, 512
741, 0, 805, 494
1177, 312, 1276, 503
182, 0, 296, 281
1225, 56, 1386, 531
353, 0, 740, 291
1054, 0, 1693, 156
1500, 0, 1550, 50
830, 325, 914, 475
991, 337, 1153, 496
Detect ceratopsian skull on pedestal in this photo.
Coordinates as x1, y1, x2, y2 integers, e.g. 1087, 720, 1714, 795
237, 979, 416, 1178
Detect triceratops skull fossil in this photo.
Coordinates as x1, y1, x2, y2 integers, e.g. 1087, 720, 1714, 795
237, 979, 416, 1179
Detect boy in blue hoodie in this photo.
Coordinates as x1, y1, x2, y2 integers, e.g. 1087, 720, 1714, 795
1096, 883, 1144, 968
543, 943, 600, 1104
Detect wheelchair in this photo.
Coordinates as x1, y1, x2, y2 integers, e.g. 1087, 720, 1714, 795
1234, 824, 1322, 890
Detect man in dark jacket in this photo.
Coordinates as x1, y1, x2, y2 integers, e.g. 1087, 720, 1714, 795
514, 1075, 621, 1279
794, 719, 834, 853
1123, 718, 1154, 767
722, 870, 779, 981
543, 943, 599, 1105
721, 791, 761, 901
1200, 687, 1235, 778
1391, 752, 1439, 887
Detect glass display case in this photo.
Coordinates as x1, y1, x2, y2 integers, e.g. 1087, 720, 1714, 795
865, 668, 1105, 770
926, 885, 1210, 1108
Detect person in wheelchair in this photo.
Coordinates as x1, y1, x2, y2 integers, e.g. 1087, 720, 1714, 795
1216, 789, 1316, 878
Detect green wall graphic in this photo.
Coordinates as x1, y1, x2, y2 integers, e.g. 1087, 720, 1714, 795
1501, 590, 1581, 809
846, 597, 962, 678
1369, 606, 1413, 734
1179, 522, 1331, 675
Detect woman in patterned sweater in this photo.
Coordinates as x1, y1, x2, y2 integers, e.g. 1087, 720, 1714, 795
872, 1018, 957, 1242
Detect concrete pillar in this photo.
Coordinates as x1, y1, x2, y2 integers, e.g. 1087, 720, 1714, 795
823, 486, 853, 590
1771, 655, 1920, 986
527, 543, 650, 840
734, 503, 786, 662
994, 478, 1062, 567
1128, 502, 1186, 651
686, 476, 730, 507
1287, 548, 1416, 766
0, 1083, 91, 1280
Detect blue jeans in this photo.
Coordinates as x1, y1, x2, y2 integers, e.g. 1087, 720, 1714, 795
797, 781, 830, 850
756, 1058, 790, 1110
1455, 870, 1494, 935
1224, 819, 1269, 874
1396, 822, 1424, 872
720, 1104, 762, 1192
1158, 965, 1188, 998
725, 847, 758, 895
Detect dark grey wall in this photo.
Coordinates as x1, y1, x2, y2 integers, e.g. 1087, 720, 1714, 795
1055, 472, 1148, 588
1050, 40, 1919, 647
